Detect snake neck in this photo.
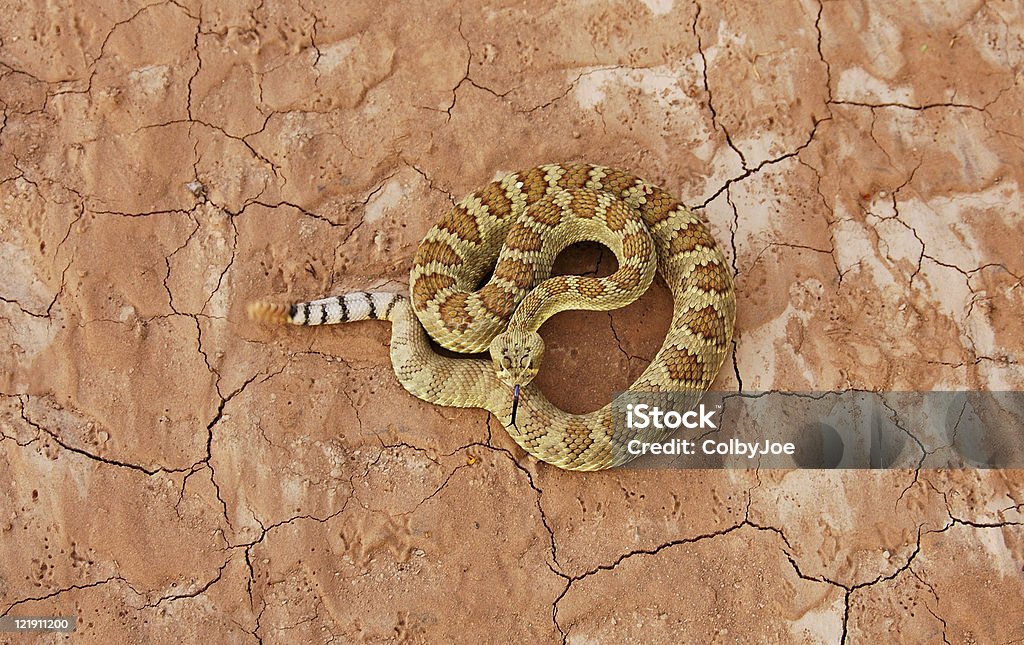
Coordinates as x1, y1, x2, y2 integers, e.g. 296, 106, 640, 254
506, 284, 559, 334
386, 295, 499, 410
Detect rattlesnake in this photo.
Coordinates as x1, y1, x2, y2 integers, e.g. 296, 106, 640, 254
249, 163, 735, 471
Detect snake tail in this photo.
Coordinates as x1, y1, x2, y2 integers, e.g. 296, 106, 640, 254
247, 291, 405, 326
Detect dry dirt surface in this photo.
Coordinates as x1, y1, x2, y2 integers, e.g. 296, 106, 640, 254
2, 0, 1023, 643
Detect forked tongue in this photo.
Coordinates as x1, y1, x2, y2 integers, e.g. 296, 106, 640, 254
511, 384, 521, 426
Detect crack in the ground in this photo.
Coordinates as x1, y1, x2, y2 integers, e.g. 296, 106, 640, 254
162, 210, 202, 315
796, 157, 849, 285
132, 118, 281, 178
908, 566, 952, 645
0, 179, 79, 320
1, 553, 234, 618
434, 437, 565, 639
829, 99, 990, 113
696, 116, 829, 210
142, 559, 229, 608
444, 440, 561, 571
881, 396, 928, 510
244, 170, 400, 254
89, 207, 185, 218
1, 575, 124, 616
607, 312, 646, 364
551, 518, 848, 642
439, 17, 512, 122
16, 394, 185, 475
517, 66, 619, 115
0, 295, 51, 320
231, 504, 349, 624
792, 523, 925, 644
201, 214, 239, 316
570, 522, 743, 582
691, 1, 748, 171
403, 160, 457, 206
813, 0, 834, 103
171, 358, 286, 534
184, 4, 202, 124
872, 177, 1022, 347
35, 2, 167, 108
341, 171, 401, 244
718, 188, 745, 391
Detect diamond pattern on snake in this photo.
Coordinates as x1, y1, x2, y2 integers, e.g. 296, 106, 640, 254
249, 162, 736, 471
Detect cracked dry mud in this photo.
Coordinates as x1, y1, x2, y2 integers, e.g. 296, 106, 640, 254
1, 1, 1022, 643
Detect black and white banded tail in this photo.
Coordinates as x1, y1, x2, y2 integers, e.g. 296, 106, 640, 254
248, 291, 405, 326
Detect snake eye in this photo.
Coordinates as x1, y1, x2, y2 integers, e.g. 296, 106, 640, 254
502, 357, 512, 369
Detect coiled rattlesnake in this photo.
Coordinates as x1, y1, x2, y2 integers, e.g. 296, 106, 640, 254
249, 163, 735, 470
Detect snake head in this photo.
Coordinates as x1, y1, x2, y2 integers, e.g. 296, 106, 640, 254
489, 330, 545, 390
490, 330, 544, 426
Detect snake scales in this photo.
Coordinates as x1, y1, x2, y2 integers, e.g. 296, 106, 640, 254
249, 163, 736, 470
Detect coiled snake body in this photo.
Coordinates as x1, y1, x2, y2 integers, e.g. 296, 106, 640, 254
249, 163, 735, 470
